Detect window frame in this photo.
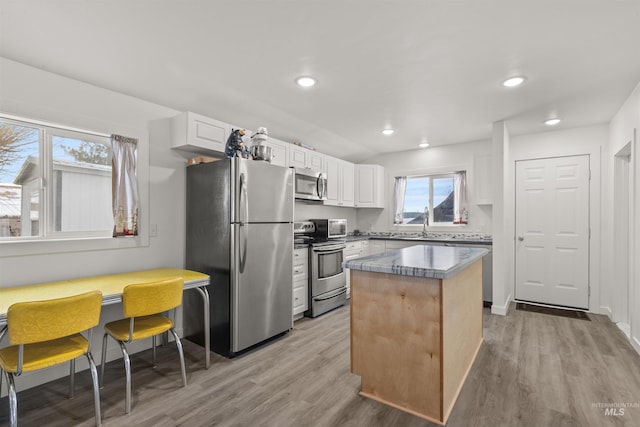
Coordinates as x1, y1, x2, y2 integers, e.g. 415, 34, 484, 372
0, 115, 113, 242
390, 164, 470, 231
396, 172, 456, 227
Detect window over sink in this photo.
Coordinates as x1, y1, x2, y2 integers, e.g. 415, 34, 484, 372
393, 171, 468, 226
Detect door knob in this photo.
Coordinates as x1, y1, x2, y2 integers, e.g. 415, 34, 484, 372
518, 236, 524, 241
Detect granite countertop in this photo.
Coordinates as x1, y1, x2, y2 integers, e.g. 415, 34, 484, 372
346, 232, 492, 245
343, 244, 489, 279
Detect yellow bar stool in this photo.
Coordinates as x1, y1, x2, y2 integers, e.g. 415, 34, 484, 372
100, 277, 187, 414
0, 290, 103, 427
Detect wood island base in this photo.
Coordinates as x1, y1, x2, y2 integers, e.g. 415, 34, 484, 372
350, 260, 483, 425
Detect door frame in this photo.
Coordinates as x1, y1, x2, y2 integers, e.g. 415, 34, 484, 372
513, 154, 591, 310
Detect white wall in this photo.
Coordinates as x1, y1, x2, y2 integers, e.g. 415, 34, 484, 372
0, 57, 189, 394
607, 80, 640, 354
355, 139, 493, 235
508, 124, 608, 315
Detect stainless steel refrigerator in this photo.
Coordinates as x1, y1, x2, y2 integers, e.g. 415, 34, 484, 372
184, 157, 293, 357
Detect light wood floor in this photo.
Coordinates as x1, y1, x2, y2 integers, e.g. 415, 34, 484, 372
2, 304, 640, 427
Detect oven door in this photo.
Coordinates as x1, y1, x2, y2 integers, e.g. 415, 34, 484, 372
311, 243, 346, 296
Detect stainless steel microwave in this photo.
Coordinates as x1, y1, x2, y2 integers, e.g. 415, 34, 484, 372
294, 167, 327, 201
310, 219, 347, 239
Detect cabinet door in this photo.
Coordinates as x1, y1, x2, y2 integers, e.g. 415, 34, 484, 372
360, 240, 370, 256
289, 145, 307, 168
474, 154, 493, 205
266, 137, 289, 168
355, 164, 385, 208
368, 240, 386, 255
308, 151, 324, 171
340, 161, 355, 207
344, 241, 362, 298
324, 156, 340, 206
171, 111, 230, 155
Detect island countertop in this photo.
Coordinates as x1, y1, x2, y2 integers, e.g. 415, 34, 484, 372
343, 244, 488, 279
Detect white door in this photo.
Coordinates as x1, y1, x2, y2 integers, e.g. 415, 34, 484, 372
515, 155, 590, 309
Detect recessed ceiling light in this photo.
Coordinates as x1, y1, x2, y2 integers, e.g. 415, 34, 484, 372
502, 76, 527, 87
419, 142, 429, 148
381, 128, 394, 136
295, 76, 317, 87
544, 118, 561, 126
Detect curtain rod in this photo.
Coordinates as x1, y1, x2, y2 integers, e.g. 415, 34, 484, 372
0, 112, 111, 138
394, 170, 466, 179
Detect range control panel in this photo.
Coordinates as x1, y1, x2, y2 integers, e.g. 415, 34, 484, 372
293, 221, 316, 234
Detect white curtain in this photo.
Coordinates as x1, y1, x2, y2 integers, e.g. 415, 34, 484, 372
453, 171, 468, 224
111, 135, 139, 237
393, 177, 407, 224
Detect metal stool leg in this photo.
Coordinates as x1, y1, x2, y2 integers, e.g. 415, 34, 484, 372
117, 341, 132, 414
86, 352, 102, 426
152, 335, 157, 367
7, 371, 17, 427
69, 358, 75, 398
100, 333, 108, 388
169, 328, 187, 387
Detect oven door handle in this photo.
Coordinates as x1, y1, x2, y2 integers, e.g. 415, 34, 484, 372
313, 244, 346, 252
314, 287, 347, 302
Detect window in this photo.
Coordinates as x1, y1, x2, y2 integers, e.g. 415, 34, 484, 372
393, 171, 468, 226
0, 116, 113, 240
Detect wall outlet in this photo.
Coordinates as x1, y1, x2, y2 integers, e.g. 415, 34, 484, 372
150, 223, 158, 237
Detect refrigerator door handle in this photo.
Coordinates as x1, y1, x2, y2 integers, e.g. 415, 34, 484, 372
239, 173, 248, 273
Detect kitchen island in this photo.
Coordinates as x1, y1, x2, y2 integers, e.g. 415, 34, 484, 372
344, 244, 488, 425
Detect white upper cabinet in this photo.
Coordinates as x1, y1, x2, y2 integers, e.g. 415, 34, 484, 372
355, 164, 385, 208
264, 137, 289, 168
474, 154, 493, 205
325, 155, 340, 205
324, 155, 354, 207
289, 144, 324, 170
171, 111, 230, 155
341, 160, 355, 206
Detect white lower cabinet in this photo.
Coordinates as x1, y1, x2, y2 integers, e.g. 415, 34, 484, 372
293, 247, 309, 319
344, 240, 368, 298
368, 240, 386, 255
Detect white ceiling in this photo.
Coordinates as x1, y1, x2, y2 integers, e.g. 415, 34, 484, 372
1, 1, 640, 162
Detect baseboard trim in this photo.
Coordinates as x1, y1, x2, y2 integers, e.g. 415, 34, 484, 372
600, 306, 613, 320
632, 335, 640, 356
491, 294, 512, 316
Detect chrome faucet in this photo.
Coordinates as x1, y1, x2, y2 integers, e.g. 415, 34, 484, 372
422, 206, 429, 235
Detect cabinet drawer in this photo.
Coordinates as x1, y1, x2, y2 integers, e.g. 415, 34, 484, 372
345, 241, 360, 251
293, 263, 307, 280
294, 248, 308, 261
293, 284, 308, 314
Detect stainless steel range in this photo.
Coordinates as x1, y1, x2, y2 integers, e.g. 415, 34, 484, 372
294, 221, 347, 317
